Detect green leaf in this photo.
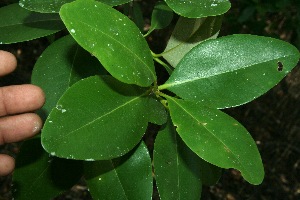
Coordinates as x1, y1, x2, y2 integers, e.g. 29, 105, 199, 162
85, 142, 152, 200
42, 76, 167, 160
147, 1, 173, 34
0, 4, 64, 44
166, 97, 264, 185
123, 2, 144, 32
122, 2, 145, 33
154, 118, 202, 200
13, 138, 83, 200
19, 0, 132, 13
32, 35, 106, 120
163, 15, 222, 67
132, 3, 144, 32
19, 0, 74, 13
198, 158, 222, 187
164, 0, 231, 18
99, 0, 132, 7
160, 35, 300, 109
60, 0, 156, 87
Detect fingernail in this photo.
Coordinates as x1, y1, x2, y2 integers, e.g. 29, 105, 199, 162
32, 121, 41, 134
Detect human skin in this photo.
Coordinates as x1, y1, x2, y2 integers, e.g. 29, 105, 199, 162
0, 50, 45, 176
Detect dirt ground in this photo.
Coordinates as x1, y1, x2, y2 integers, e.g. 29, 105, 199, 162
0, 0, 300, 200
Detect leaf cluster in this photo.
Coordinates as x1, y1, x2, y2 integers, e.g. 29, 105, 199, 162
0, 0, 299, 199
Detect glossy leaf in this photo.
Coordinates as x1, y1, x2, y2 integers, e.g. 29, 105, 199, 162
199, 157, 222, 187
19, 0, 73, 13
163, 15, 222, 67
124, 2, 144, 32
42, 76, 167, 160
0, 4, 64, 44
85, 142, 152, 200
166, 97, 264, 185
154, 118, 203, 200
99, 0, 132, 6
32, 35, 106, 120
13, 138, 83, 200
160, 35, 300, 108
60, 0, 156, 87
164, 0, 231, 18
147, 1, 173, 34
19, 0, 132, 13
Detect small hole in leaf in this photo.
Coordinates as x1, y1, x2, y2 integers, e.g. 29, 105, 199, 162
277, 61, 283, 71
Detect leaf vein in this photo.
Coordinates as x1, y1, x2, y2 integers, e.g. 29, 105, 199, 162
75, 19, 155, 79
169, 98, 252, 179
162, 55, 294, 89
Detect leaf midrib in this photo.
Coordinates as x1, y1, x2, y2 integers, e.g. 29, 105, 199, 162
25, 162, 51, 197
162, 19, 203, 56
110, 160, 129, 200
163, 55, 294, 89
174, 132, 181, 200
71, 16, 156, 81
169, 97, 253, 180
68, 44, 79, 87
54, 93, 145, 144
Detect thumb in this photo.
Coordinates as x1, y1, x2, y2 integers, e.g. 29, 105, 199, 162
0, 50, 17, 77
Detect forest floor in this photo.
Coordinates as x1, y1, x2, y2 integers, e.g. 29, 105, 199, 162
0, 0, 300, 200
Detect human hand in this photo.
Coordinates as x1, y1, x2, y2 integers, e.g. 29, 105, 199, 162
0, 50, 45, 176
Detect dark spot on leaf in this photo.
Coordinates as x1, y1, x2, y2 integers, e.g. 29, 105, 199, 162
277, 61, 283, 71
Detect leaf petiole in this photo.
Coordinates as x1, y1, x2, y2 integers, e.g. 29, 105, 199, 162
143, 29, 153, 37
153, 56, 173, 75
157, 84, 169, 91
155, 91, 170, 110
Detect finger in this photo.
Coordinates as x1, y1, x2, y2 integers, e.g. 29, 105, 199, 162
0, 154, 15, 176
0, 113, 42, 145
0, 84, 45, 117
0, 50, 17, 76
